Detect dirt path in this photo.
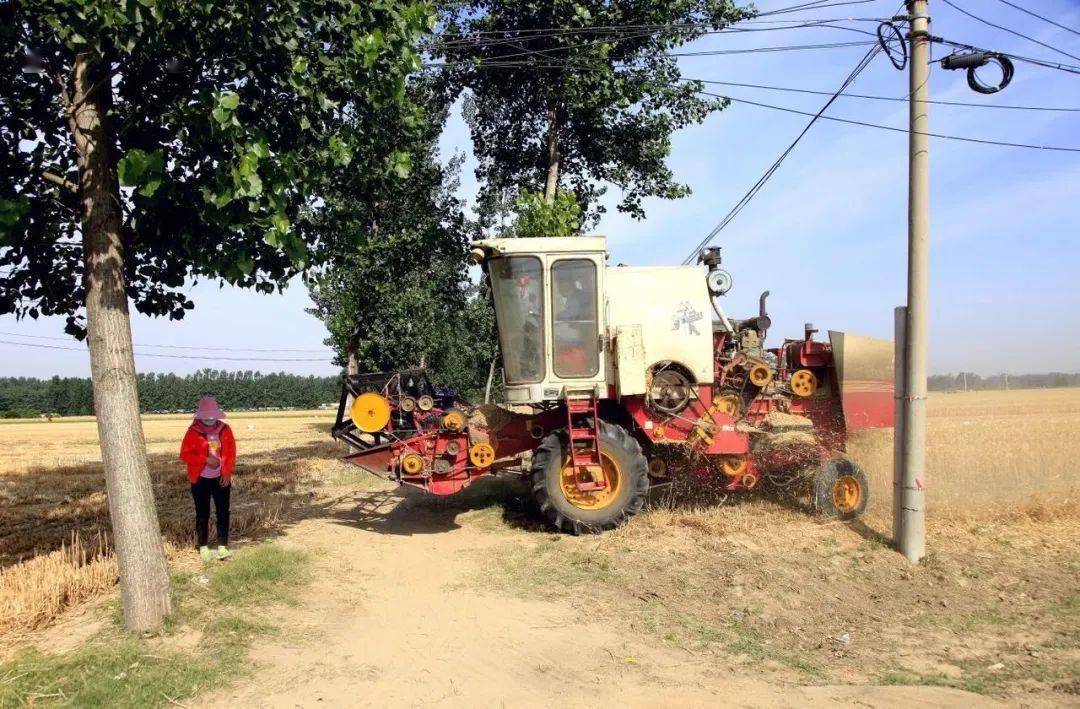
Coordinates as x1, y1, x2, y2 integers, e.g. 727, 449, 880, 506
203, 482, 1002, 709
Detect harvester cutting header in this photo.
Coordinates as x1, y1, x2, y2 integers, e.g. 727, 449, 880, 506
332, 236, 893, 533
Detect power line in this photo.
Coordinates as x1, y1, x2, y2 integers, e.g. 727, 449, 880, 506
699, 90, 1080, 152
935, 37, 1080, 76
0, 331, 332, 354
994, 0, 1080, 38
680, 41, 885, 265
423, 39, 882, 69
0, 338, 331, 362
941, 0, 1080, 63
758, 0, 883, 17
686, 77, 1080, 111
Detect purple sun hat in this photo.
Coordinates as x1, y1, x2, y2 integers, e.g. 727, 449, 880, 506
194, 396, 226, 421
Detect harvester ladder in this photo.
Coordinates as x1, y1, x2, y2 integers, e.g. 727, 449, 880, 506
566, 392, 605, 492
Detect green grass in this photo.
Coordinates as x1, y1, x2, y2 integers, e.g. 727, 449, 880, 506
0, 641, 219, 708
207, 544, 309, 607
0, 543, 309, 708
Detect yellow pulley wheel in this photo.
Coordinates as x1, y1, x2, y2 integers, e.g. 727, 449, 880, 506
350, 392, 391, 433
647, 458, 668, 478
442, 409, 466, 431
401, 453, 425, 475
790, 369, 818, 398
469, 442, 495, 468
716, 394, 742, 418
748, 364, 773, 387
720, 455, 747, 478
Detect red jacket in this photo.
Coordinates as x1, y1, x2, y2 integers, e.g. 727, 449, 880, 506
180, 422, 237, 483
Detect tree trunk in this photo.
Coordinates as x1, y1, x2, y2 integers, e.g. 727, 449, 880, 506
71, 52, 171, 633
346, 328, 360, 377
484, 358, 496, 404
543, 104, 560, 204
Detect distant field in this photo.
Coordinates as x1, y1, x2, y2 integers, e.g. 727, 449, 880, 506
0, 409, 334, 476
847, 387, 1079, 515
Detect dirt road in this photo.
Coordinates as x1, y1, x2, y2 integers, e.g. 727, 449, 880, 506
204, 483, 1000, 709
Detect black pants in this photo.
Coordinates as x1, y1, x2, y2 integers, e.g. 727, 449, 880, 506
191, 476, 231, 547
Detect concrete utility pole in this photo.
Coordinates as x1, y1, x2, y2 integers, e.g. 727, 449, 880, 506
897, 0, 930, 563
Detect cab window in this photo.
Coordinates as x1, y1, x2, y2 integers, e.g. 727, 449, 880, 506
551, 259, 599, 378
488, 256, 545, 384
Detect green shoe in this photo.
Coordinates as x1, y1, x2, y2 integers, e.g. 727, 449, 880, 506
216, 545, 231, 560
199, 546, 212, 562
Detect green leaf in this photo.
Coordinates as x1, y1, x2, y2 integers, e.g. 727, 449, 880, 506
0, 197, 31, 243
292, 57, 309, 74
118, 148, 164, 196
388, 150, 412, 179
218, 91, 240, 110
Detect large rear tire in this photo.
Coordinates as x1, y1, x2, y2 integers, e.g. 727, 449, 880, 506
812, 457, 869, 521
530, 421, 649, 534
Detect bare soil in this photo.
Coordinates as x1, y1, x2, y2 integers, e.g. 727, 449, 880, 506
196, 471, 1075, 708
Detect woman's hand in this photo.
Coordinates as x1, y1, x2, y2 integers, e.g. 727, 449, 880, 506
206, 454, 221, 469
219, 477, 231, 488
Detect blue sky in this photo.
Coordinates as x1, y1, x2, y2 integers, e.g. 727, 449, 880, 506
2, 0, 1078, 378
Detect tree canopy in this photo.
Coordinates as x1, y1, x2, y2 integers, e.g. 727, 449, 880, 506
1, 0, 435, 334
438, 0, 752, 226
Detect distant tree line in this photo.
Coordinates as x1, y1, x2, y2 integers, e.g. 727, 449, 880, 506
927, 372, 1080, 392
0, 370, 341, 418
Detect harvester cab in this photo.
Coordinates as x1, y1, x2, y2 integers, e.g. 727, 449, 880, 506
332, 235, 894, 533
468, 236, 715, 405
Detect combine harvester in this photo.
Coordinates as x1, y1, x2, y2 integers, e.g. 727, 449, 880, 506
332, 237, 893, 533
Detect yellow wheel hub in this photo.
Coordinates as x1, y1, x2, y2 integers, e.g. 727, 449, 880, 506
790, 369, 818, 397
469, 442, 495, 468
442, 409, 466, 431
748, 364, 773, 387
719, 455, 747, 478
832, 474, 863, 513
716, 394, 742, 419
560, 453, 622, 511
350, 392, 391, 433
401, 453, 425, 475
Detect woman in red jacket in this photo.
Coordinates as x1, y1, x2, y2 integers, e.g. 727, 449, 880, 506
179, 397, 237, 561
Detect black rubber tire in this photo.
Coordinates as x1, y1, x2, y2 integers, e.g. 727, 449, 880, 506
530, 421, 649, 534
812, 457, 869, 521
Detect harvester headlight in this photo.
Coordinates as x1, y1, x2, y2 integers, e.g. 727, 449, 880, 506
706, 268, 733, 296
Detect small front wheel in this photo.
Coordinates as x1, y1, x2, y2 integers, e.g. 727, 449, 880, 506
812, 458, 869, 521
530, 421, 649, 534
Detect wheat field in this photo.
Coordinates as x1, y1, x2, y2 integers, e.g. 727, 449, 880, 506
1, 390, 1078, 639
847, 387, 1079, 515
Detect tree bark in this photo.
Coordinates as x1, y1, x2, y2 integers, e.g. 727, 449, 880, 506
543, 104, 560, 204
346, 328, 360, 376
71, 52, 171, 633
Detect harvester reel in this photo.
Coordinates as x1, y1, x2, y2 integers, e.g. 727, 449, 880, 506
350, 392, 392, 433
648, 368, 694, 415
790, 369, 818, 398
